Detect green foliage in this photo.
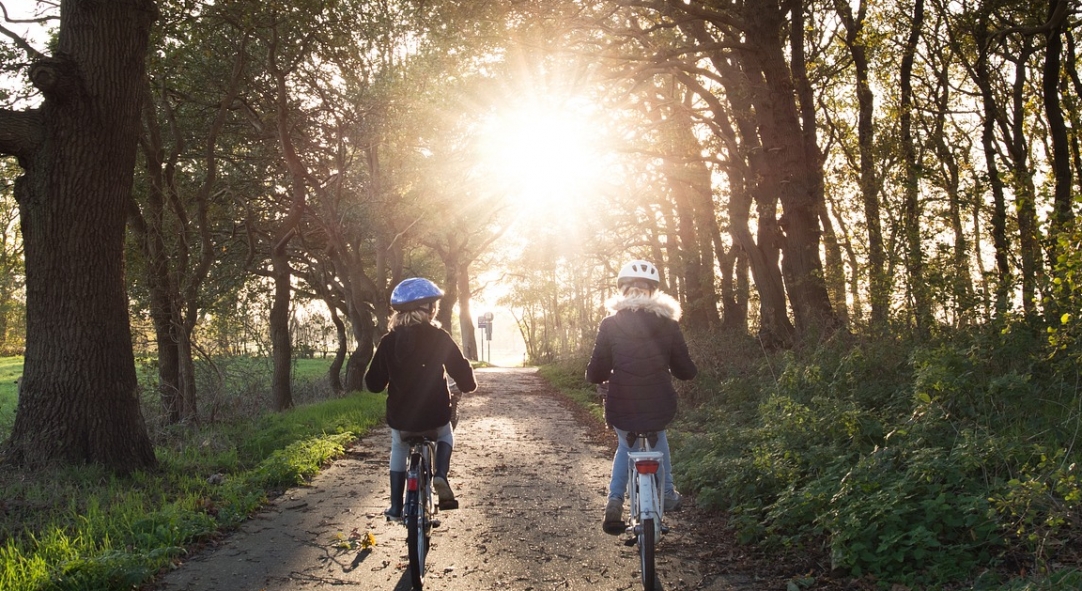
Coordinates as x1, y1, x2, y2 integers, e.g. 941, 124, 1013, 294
0, 387, 384, 591
671, 327, 1082, 589
990, 450, 1082, 570
820, 435, 1004, 586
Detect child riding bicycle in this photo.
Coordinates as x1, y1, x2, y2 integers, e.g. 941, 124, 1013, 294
585, 260, 698, 534
365, 277, 477, 520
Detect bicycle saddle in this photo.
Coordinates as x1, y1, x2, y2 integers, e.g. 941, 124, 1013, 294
625, 431, 659, 448
401, 429, 440, 444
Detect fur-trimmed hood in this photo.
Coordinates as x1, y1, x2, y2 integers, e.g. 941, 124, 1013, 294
606, 291, 682, 322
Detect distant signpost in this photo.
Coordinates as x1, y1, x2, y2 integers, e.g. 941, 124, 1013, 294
477, 312, 494, 363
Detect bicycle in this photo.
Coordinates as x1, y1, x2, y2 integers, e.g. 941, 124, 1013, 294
400, 431, 440, 590
448, 377, 461, 430
624, 431, 666, 591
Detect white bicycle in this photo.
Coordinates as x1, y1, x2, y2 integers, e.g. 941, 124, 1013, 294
624, 431, 665, 591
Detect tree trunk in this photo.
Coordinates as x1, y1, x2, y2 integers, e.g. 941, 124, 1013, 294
326, 300, 346, 394
1044, 0, 1072, 222
835, 0, 886, 329
265, 26, 314, 411
930, 58, 973, 325
900, 0, 931, 334
747, 0, 837, 337
3, 0, 158, 472
177, 325, 198, 419
717, 57, 793, 347
1005, 41, 1042, 316
438, 257, 458, 331
819, 203, 848, 326
458, 263, 478, 361
344, 291, 375, 392
974, 30, 1012, 315
269, 248, 294, 411
665, 102, 719, 329
1044, 0, 1074, 311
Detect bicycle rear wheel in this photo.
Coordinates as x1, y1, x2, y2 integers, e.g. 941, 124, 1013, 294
639, 517, 656, 591
406, 459, 430, 589
406, 489, 426, 584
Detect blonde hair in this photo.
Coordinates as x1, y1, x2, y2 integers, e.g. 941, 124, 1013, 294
389, 303, 441, 330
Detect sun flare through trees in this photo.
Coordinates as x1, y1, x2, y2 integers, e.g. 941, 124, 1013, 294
477, 98, 615, 224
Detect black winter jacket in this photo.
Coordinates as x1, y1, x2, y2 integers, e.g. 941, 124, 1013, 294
365, 322, 477, 432
585, 293, 697, 432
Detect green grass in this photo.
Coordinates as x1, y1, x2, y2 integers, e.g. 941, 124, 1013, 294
0, 355, 385, 591
0, 356, 21, 431
292, 356, 336, 381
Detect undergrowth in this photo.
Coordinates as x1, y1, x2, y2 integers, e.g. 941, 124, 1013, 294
541, 323, 1082, 590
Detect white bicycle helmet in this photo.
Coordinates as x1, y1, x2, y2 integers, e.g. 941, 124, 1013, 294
617, 259, 660, 289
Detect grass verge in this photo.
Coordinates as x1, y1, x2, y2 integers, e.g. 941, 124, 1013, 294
0, 365, 384, 591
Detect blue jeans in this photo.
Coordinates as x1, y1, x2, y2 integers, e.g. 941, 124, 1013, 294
608, 427, 674, 502
390, 423, 453, 472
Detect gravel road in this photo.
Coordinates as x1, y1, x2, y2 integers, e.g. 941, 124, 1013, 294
152, 367, 760, 591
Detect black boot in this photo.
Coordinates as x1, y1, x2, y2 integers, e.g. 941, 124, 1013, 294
385, 471, 406, 521
433, 442, 458, 510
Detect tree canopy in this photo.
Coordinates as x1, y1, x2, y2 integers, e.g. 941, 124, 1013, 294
0, 0, 1077, 472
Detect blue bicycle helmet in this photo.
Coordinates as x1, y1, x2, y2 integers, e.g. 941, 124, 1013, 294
390, 277, 444, 311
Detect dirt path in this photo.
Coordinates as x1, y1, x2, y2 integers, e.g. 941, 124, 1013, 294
152, 368, 762, 591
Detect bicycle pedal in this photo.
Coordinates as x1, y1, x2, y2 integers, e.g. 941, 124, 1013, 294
622, 536, 637, 547
438, 499, 459, 510
432, 519, 441, 528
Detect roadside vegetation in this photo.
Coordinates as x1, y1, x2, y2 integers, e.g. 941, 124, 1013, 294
541, 324, 1082, 591
0, 357, 384, 591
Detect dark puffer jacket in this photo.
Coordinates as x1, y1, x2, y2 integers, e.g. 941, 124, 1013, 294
365, 322, 477, 432
585, 292, 697, 432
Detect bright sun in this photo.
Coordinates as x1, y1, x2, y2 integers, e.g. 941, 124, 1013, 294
478, 100, 608, 217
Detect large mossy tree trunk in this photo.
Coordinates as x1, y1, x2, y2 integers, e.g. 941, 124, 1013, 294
2, 0, 159, 472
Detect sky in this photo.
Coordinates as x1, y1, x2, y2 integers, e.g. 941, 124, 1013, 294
2, 0, 53, 46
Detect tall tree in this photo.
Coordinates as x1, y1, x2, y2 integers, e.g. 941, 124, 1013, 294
1042, 0, 1073, 311
130, 10, 250, 423
899, 0, 932, 333
1, 0, 158, 471
834, 0, 888, 330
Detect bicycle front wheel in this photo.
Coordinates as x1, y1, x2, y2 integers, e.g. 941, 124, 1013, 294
639, 517, 656, 591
